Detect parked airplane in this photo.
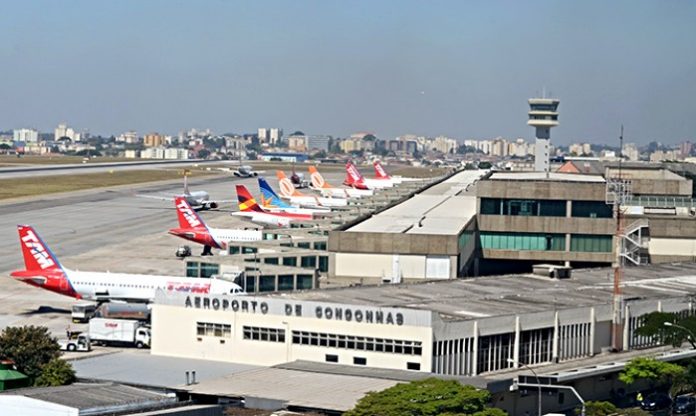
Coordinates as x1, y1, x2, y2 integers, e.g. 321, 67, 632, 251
10, 225, 245, 302
136, 175, 229, 210
373, 160, 421, 184
257, 177, 329, 216
231, 185, 313, 227
344, 161, 394, 190
276, 171, 348, 207
308, 166, 373, 198
169, 197, 262, 255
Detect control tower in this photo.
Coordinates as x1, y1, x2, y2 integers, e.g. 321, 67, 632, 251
528, 97, 560, 174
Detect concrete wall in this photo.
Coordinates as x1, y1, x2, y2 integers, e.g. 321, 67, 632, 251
328, 230, 458, 255
481, 248, 613, 263
477, 180, 606, 201
478, 215, 614, 235
152, 304, 432, 372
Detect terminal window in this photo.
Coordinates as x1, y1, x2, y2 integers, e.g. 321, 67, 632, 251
292, 331, 422, 355
243, 326, 286, 343
196, 322, 231, 338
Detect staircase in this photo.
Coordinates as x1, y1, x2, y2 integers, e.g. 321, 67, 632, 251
621, 219, 650, 266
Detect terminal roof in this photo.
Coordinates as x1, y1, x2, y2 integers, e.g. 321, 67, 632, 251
0, 382, 174, 411
346, 170, 484, 235
271, 263, 696, 321
489, 171, 606, 182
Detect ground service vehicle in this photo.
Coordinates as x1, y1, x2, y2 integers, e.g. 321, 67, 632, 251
59, 333, 91, 352
640, 392, 672, 411
88, 318, 151, 348
95, 302, 151, 321
71, 302, 97, 323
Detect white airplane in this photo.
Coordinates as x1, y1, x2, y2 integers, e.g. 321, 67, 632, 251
231, 184, 314, 227
344, 161, 394, 189
233, 165, 261, 178
372, 160, 422, 184
169, 196, 262, 255
136, 175, 230, 210
10, 225, 245, 302
308, 166, 373, 198
276, 171, 347, 208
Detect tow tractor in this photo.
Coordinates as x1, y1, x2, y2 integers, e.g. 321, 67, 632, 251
59, 333, 92, 352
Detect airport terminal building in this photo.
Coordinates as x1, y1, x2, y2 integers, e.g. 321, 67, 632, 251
151, 263, 696, 413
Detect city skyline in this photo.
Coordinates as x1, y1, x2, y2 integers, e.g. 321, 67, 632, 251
1, 1, 695, 144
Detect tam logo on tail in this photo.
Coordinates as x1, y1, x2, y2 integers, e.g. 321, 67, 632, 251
175, 198, 203, 229
346, 163, 363, 183
374, 161, 390, 179
19, 226, 57, 270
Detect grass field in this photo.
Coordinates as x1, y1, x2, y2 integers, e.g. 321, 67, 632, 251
0, 169, 215, 200
0, 155, 138, 165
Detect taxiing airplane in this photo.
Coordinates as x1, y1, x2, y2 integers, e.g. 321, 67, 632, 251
344, 161, 394, 190
276, 171, 348, 208
169, 197, 262, 255
257, 177, 329, 216
231, 185, 313, 227
308, 166, 373, 198
136, 175, 229, 210
233, 165, 261, 178
10, 225, 245, 302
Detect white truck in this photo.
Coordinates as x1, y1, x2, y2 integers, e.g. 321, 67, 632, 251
88, 318, 151, 349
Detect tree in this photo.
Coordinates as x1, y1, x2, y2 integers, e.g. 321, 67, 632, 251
0, 326, 60, 381
635, 311, 696, 348
619, 357, 684, 391
34, 358, 75, 387
345, 378, 502, 416
576, 401, 616, 416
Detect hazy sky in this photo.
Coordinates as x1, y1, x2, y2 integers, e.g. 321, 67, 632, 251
2, 1, 695, 144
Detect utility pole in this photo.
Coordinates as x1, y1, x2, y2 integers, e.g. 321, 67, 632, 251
611, 126, 626, 352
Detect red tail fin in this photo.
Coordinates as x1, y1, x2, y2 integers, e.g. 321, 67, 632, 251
236, 185, 264, 212
175, 197, 206, 229
344, 162, 364, 184
17, 225, 62, 271
373, 160, 391, 179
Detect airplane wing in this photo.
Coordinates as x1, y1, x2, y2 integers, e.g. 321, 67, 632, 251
135, 193, 176, 202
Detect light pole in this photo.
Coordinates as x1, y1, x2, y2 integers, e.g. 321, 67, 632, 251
663, 322, 696, 349
508, 358, 541, 416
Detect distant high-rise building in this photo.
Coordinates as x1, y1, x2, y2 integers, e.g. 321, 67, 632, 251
54, 123, 81, 142
528, 97, 560, 173
143, 133, 165, 147
258, 128, 269, 143
622, 143, 639, 161
270, 128, 283, 144
117, 131, 139, 144
680, 141, 693, 159
13, 128, 39, 143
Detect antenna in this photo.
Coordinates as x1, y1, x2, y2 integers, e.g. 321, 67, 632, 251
610, 124, 627, 352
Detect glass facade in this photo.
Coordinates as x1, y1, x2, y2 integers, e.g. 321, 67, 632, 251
480, 232, 565, 251
318, 256, 329, 273
571, 201, 613, 218
301, 256, 317, 268
297, 274, 314, 290
259, 275, 276, 292
480, 198, 565, 217
570, 235, 612, 252
278, 275, 294, 291
282, 257, 297, 267
186, 262, 220, 278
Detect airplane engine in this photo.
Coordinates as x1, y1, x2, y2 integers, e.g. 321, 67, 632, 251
208, 202, 219, 209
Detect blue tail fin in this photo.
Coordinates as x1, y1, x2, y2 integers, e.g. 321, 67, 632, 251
258, 177, 292, 208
